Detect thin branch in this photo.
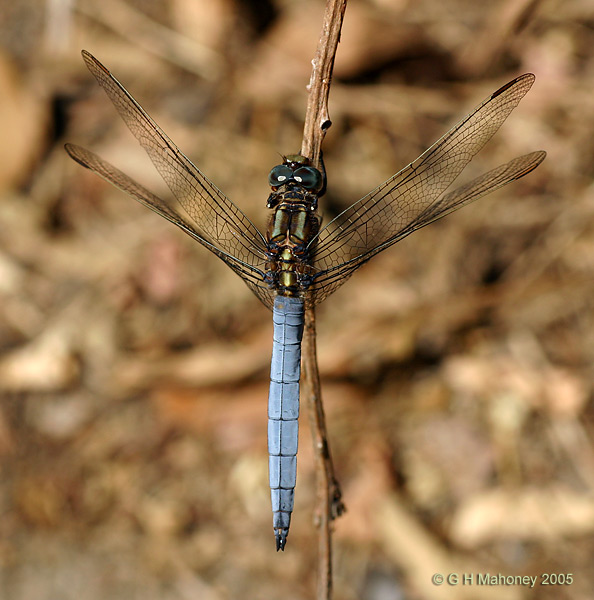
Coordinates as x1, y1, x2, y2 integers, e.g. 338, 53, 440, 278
300, 1, 348, 599
303, 310, 346, 600
301, 0, 348, 168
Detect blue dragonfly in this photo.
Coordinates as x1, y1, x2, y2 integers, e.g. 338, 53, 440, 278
66, 50, 545, 550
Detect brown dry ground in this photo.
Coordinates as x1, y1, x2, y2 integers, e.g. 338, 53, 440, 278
1, 0, 593, 599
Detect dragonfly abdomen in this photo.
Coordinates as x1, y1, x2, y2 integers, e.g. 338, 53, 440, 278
268, 295, 304, 551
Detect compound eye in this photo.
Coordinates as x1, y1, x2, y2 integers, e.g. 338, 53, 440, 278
268, 165, 293, 187
293, 166, 323, 191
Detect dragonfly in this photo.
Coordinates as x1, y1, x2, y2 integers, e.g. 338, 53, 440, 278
65, 50, 545, 551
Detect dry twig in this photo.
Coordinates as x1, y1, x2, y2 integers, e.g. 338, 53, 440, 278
300, 1, 348, 598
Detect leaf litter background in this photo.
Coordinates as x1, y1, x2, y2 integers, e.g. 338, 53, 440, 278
1, 0, 593, 598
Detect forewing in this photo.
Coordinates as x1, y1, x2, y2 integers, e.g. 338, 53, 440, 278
65, 143, 275, 309
311, 75, 535, 267
306, 150, 546, 306
306, 74, 540, 304
79, 50, 268, 264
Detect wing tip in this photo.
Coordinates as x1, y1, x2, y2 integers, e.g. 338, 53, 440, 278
491, 72, 535, 99
513, 149, 547, 179
80, 49, 109, 76
64, 143, 90, 169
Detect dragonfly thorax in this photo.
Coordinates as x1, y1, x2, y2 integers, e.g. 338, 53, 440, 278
267, 198, 319, 251
265, 194, 320, 296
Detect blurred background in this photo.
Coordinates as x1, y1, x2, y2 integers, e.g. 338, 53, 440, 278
1, 0, 593, 598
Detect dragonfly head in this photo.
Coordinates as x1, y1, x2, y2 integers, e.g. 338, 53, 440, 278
268, 155, 324, 194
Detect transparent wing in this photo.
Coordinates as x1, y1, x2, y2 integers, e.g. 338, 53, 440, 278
78, 50, 269, 267
305, 150, 545, 306
65, 143, 275, 309
306, 74, 544, 305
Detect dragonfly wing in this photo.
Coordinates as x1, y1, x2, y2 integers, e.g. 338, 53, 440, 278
307, 150, 546, 306
79, 50, 269, 265
65, 143, 275, 309
413, 150, 546, 228
306, 74, 542, 304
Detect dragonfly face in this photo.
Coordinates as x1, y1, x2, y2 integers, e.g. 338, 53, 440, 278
65, 50, 545, 550
267, 156, 323, 208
